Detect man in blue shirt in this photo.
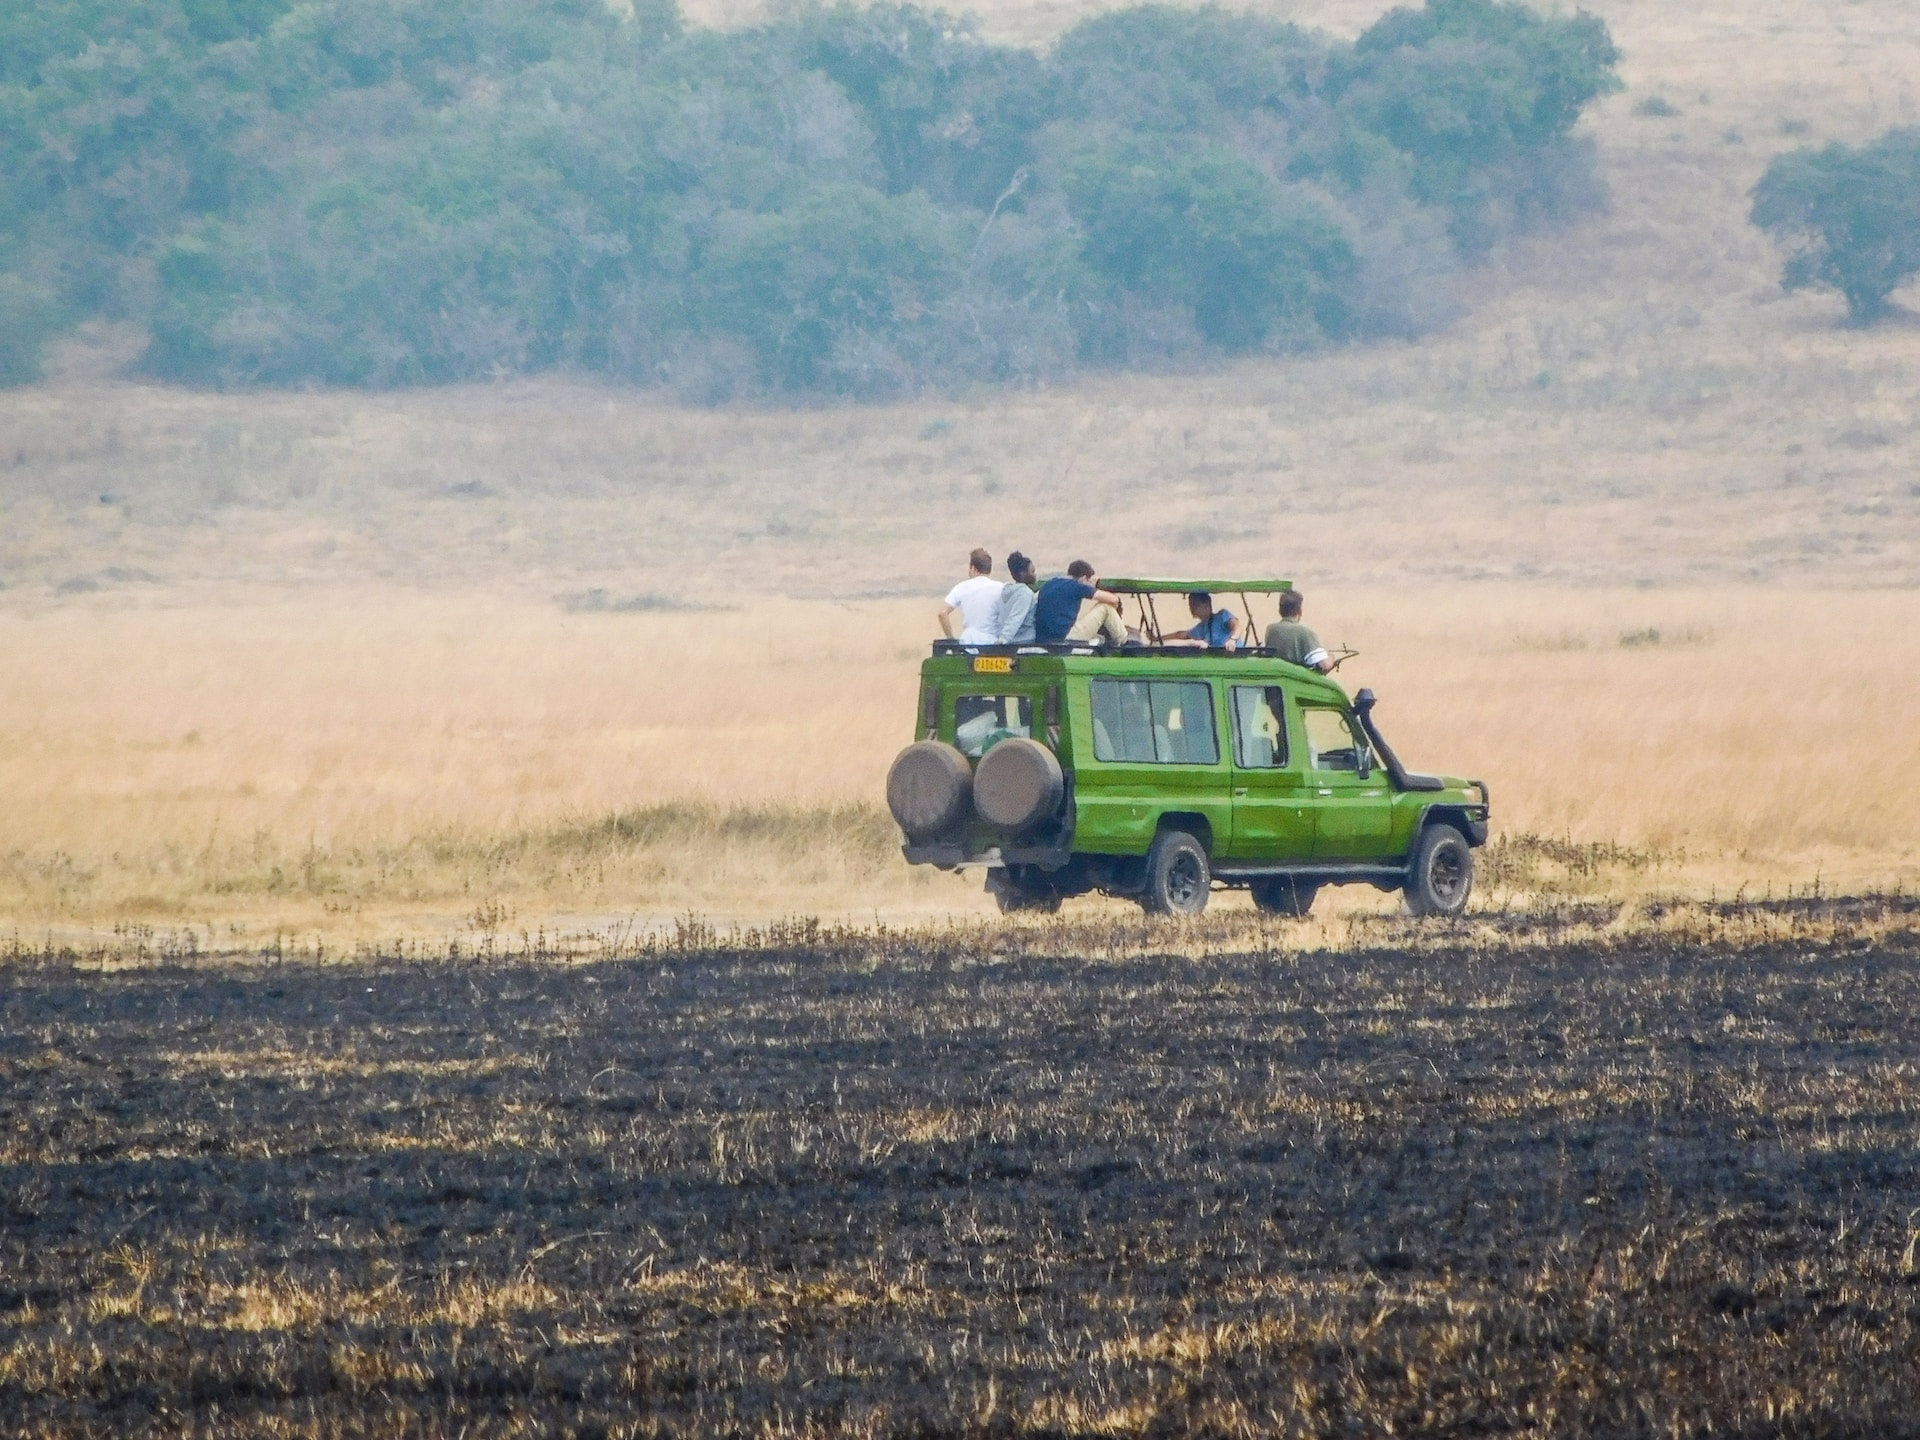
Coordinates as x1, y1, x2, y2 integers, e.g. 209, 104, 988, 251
1034, 560, 1128, 645
1162, 591, 1244, 649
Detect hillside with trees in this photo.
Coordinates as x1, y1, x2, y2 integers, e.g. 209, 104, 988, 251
0, 0, 1620, 398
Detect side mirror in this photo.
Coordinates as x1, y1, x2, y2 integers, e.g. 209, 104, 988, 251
1357, 747, 1373, 779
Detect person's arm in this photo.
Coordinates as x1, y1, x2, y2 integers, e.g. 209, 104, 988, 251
1304, 644, 1332, 673
937, 602, 960, 638
1090, 587, 1121, 608
1224, 612, 1246, 651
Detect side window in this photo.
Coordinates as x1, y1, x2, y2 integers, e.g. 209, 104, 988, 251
1231, 686, 1289, 768
1301, 707, 1368, 772
954, 694, 1033, 757
1090, 680, 1218, 764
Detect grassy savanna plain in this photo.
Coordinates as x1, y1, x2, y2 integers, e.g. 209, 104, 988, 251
6, 0, 1920, 1432
0, 1, 1918, 942
2, 586, 1918, 947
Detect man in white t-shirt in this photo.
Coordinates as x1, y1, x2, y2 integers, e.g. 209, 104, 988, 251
937, 548, 1003, 644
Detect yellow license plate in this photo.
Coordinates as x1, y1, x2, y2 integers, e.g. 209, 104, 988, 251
972, 655, 1013, 674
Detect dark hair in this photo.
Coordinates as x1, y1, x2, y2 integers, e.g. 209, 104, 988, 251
969, 548, 992, 575
1187, 591, 1212, 607
1006, 550, 1033, 580
1066, 559, 1094, 580
1279, 589, 1304, 618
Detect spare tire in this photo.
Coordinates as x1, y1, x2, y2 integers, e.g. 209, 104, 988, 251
973, 737, 1064, 833
886, 741, 972, 839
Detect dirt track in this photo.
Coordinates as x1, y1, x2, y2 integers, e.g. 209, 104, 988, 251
5, 916, 1920, 1435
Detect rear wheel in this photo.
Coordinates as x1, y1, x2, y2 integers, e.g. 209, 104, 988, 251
1141, 830, 1210, 917
1250, 876, 1320, 918
1405, 824, 1473, 917
988, 868, 1063, 915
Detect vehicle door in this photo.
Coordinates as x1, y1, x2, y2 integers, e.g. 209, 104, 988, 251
1076, 677, 1231, 853
1224, 684, 1314, 862
1297, 703, 1394, 859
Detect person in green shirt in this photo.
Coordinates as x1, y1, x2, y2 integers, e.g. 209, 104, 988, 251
1262, 589, 1332, 672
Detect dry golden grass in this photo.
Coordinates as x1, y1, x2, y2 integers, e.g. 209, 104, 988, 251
3, 0, 1919, 942
1, 584, 1915, 944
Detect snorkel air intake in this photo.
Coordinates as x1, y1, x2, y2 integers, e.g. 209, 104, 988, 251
1352, 689, 1445, 793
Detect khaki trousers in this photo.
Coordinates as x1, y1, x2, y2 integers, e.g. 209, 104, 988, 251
1067, 600, 1127, 646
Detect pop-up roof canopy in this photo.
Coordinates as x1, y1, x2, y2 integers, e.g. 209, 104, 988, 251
1102, 578, 1293, 594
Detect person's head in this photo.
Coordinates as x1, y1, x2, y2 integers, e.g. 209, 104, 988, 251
1279, 589, 1304, 620
1007, 551, 1035, 585
1067, 559, 1096, 584
1187, 591, 1214, 619
968, 547, 993, 576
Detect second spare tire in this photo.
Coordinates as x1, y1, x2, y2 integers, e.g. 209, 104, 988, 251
973, 737, 1064, 833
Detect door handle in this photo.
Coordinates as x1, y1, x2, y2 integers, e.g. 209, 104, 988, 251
1233, 787, 1249, 796
1318, 788, 1332, 795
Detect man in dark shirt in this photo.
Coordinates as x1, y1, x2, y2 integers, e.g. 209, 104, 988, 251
1034, 560, 1126, 644
1262, 588, 1332, 671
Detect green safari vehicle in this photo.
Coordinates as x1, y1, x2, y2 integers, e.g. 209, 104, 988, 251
885, 578, 1490, 917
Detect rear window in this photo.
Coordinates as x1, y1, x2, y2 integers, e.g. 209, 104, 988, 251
954, 694, 1033, 757
1089, 680, 1218, 764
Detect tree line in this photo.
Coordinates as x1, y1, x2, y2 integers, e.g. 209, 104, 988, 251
2, 0, 1630, 396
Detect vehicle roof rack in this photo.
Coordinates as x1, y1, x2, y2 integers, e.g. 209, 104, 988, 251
1102, 577, 1293, 594
930, 640, 1100, 656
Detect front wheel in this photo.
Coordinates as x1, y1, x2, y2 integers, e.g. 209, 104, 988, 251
1141, 830, 1210, 917
1405, 824, 1473, 917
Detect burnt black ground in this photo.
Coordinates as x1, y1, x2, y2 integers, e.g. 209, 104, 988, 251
4, 923, 1920, 1436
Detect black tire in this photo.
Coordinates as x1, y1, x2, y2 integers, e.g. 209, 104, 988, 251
988, 869, 1063, 915
1141, 829, 1210, 917
1250, 876, 1320, 918
885, 741, 972, 840
973, 737, 1064, 833
1405, 824, 1473, 917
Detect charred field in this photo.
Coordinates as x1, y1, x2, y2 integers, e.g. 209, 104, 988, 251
5, 903, 1920, 1436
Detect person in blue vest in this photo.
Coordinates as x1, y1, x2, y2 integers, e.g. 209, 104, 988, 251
1161, 591, 1245, 649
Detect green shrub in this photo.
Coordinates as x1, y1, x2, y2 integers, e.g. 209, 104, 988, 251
700, 186, 965, 395
0, 273, 58, 386
1330, 0, 1620, 250
1752, 128, 1920, 324
4, 0, 1620, 397
1060, 137, 1352, 351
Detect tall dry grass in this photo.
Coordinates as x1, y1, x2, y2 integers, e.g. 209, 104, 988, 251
1, 585, 1914, 940
2, 0, 1918, 938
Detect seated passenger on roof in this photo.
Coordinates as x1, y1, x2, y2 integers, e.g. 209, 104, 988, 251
1159, 592, 1244, 650
1034, 560, 1131, 647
